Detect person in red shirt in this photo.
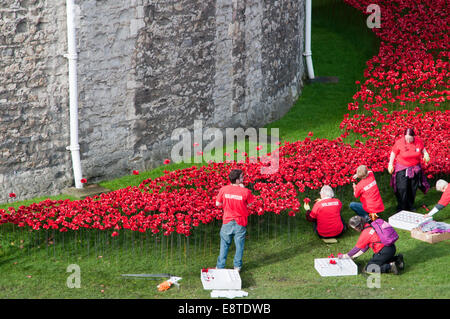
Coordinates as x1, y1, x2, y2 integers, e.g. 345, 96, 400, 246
388, 128, 430, 212
340, 216, 404, 275
350, 165, 384, 223
305, 185, 346, 238
425, 179, 449, 218
215, 169, 254, 272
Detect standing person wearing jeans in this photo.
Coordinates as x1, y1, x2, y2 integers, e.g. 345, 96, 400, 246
350, 165, 385, 223
215, 169, 254, 272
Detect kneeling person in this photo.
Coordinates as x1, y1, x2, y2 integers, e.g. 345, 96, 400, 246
340, 216, 403, 275
305, 185, 346, 239
350, 165, 384, 223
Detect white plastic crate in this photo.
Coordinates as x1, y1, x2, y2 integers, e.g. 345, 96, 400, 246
388, 210, 430, 231
314, 258, 358, 277
200, 269, 241, 290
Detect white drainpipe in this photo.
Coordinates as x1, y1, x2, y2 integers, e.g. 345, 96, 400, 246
304, 0, 315, 79
65, 0, 83, 189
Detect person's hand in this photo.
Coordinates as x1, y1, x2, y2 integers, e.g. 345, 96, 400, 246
239, 183, 244, 187
338, 253, 349, 259
388, 162, 394, 174
303, 203, 310, 211
423, 152, 430, 163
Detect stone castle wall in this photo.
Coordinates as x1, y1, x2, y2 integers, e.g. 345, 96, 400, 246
0, 0, 306, 203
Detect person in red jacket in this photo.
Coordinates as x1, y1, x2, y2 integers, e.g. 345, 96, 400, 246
305, 185, 346, 239
215, 169, 254, 272
340, 216, 404, 275
350, 165, 385, 223
425, 179, 449, 218
388, 128, 430, 212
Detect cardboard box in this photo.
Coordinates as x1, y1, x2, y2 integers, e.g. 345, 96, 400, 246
410, 227, 450, 244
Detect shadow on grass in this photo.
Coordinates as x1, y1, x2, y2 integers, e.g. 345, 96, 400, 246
244, 239, 319, 272
399, 240, 450, 273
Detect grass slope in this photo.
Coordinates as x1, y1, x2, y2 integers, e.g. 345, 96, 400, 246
0, 0, 448, 299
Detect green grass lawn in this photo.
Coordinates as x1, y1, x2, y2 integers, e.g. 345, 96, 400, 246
0, 0, 449, 299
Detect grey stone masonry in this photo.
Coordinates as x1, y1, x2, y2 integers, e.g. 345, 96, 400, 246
0, 0, 306, 203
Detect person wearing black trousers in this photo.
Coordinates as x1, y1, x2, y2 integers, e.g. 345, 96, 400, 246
388, 128, 430, 212
340, 216, 404, 275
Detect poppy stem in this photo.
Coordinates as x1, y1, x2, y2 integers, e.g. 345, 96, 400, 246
166, 236, 169, 269
203, 224, 206, 257
86, 230, 89, 258
184, 236, 187, 266
159, 232, 163, 262
131, 230, 134, 258
210, 220, 213, 257
288, 212, 290, 242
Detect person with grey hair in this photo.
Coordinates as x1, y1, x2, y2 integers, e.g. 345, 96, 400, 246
340, 216, 404, 275
425, 179, 449, 218
305, 185, 346, 239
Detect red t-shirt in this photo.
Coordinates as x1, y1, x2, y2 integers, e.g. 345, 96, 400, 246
216, 185, 255, 227
354, 171, 384, 214
310, 198, 344, 237
392, 136, 424, 167
356, 224, 384, 254
438, 186, 450, 206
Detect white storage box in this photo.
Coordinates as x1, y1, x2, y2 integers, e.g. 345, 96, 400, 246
388, 210, 430, 231
314, 258, 358, 277
201, 269, 241, 290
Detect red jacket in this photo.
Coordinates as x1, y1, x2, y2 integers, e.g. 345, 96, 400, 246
307, 198, 344, 237
216, 185, 254, 227
354, 171, 384, 214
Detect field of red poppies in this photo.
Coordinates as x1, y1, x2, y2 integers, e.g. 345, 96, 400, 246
1, 0, 449, 240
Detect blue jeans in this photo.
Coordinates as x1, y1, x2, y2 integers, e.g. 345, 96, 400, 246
350, 202, 371, 222
216, 220, 247, 269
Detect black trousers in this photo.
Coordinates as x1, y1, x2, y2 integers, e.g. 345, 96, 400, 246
395, 169, 419, 212
365, 245, 397, 273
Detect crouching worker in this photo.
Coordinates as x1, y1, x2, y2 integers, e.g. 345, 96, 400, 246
340, 216, 404, 275
425, 179, 449, 218
305, 185, 346, 239
350, 165, 384, 223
